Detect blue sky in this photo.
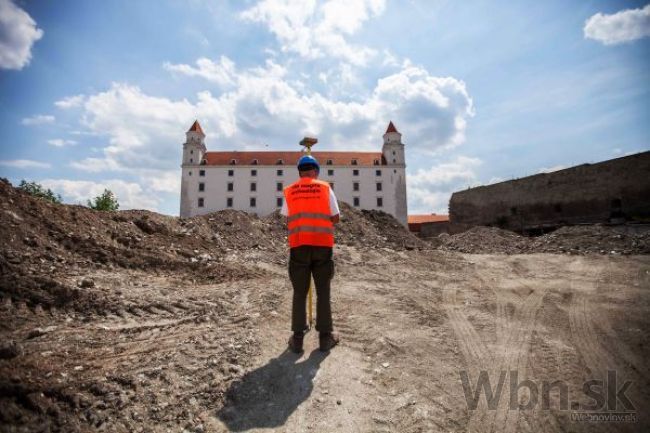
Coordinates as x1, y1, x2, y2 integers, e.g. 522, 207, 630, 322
0, 0, 648, 215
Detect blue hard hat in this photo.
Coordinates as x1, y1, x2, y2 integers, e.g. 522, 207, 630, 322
297, 155, 320, 172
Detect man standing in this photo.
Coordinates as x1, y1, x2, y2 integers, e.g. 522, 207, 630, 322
281, 154, 340, 353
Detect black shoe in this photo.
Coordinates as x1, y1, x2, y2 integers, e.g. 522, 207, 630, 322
288, 333, 304, 353
319, 332, 339, 352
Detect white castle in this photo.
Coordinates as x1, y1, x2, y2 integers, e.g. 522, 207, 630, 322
179, 121, 408, 226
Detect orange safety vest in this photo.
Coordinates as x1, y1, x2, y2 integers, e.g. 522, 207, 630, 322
283, 177, 334, 248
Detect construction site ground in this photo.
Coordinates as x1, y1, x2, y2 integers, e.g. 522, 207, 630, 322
1, 179, 649, 433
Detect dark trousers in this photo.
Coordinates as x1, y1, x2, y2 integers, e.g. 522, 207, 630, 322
289, 245, 334, 333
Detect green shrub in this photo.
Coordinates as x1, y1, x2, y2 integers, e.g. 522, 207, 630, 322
18, 180, 62, 204
88, 189, 119, 211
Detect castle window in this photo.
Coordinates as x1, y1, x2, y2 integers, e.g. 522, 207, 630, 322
375, 169, 382, 176
227, 197, 233, 207
252, 159, 259, 165
199, 170, 205, 177
251, 169, 257, 176
353, 169, 359, 176
510, 207, 518, 216
250, 197, 256, 207
200, 159, 206, 165
190, 150, 194, 154
228, 169, 234, 176
329, 182, 334, 190
353, 182, 359, 191
376, 182, 382, 191
351, 159, 358, 165
373, 159, 380, 165
353, 197, 360, 207
392, 151, 395, 155
227, 182, 233, 192
190, 158, 193, 163
277, 169, 283, 176
377, 197, 383, 207
326, 159, 333, 165
198, 182, 205, 192
276, 197, 283, 207
250, 182, 256, 192
277, 182, 283, 191
276, 159, 284, 165
189, 171, 192, 176
327, 169, 334, 176
230, 159, 237, 165
393, 159, 396, 163
198, 197, 204, 207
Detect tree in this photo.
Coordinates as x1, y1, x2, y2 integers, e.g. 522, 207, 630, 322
88, 189, 119, 211
17, 180, 62, 204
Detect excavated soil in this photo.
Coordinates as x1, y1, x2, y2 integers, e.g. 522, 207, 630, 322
1, 178, 649, 433
439, 225, 650, 255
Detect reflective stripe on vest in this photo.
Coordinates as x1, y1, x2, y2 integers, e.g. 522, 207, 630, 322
284, 178, 334, 248
288, 225, 334, 235
286, 212, 332, 223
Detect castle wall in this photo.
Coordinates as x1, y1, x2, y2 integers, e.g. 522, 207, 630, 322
449, 151, 650, 232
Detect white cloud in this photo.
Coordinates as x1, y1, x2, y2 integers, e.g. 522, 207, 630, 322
537, 165, 566, 174
163, 56, 237, 87
72, 59, 472, 176
143, 169, 181, 194
58, 56, 473, 214
0, 159, 51, 169
21, 114, 55, 125
47, 138, 77, 147
0, 0, 43, 69
55, 94, 86, 109
584, 5, 650, 45
407, 156, 482, 213
40, 179, 159, 210
240, 0, 385, 66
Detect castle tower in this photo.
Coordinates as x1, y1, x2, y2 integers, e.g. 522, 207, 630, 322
182, 120, 207, 165
382, 121, 405, 165
382, 121, 408, 226
180, 120, 207, 217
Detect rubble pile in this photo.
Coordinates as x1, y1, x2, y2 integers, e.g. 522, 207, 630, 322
439, 224, 650, 255
0, 178, 424, 312
438, 226, 530, 254
264, 202, 427, 250
530, 224, 650, 255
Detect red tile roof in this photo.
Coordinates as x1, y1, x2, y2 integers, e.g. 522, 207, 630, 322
385, 121, 399, 134
203, 151, 384, 167
408, 214, 449, 224
187, 120, 204, 134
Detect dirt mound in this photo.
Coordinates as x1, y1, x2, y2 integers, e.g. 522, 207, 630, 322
530, 224, 650, 255
0, 179, 266, 313
0, 179, 423, 313
264, 201, 426, 250
439, 226, 530, 254
438, 224, 650, 255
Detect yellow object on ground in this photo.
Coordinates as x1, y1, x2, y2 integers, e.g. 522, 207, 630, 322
307, 280, 313, 328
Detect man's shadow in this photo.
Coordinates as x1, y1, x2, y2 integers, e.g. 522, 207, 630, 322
216, 348, 329, 431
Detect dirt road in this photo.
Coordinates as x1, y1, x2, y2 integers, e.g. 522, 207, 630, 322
3, 246, 649, 432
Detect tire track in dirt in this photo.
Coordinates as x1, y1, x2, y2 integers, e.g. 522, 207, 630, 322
568, 259, 649, 390
455, 261, 550, 433
442, 283, 494, 430
442, 285, 491, 368
476, 282, 545, 433
567, 259, 617, 382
